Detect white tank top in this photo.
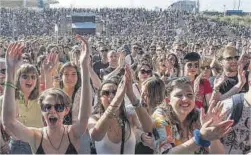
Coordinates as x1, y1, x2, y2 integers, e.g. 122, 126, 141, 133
95, 126, 136, 154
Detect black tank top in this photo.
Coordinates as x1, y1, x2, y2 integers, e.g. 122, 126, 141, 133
36, 129, 78, 154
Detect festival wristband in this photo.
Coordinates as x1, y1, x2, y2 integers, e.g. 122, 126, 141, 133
4, 82, 17, 90
193, 129, 211, 147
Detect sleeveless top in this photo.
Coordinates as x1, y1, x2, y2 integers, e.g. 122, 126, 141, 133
36, 129, 78, 154
95, 125, 136, 154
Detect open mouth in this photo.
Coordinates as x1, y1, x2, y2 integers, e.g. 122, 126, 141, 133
25, 84, 32, 88
180, 103, 190, 108
49, 117, 58, 124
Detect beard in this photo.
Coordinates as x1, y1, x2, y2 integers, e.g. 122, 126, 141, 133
225, 65, 237, 72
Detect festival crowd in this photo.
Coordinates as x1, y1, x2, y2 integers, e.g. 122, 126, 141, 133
0, 7, 250, 154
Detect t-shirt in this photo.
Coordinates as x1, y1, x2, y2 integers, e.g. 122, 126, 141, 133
93, 61, 109, 78
221, 97, 251, 154
152, 108, 208, 154
194, 79, 212, 109
211, 72, 249, 95
0, 96, 43, 128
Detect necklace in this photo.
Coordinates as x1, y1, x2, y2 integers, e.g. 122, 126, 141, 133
46, 126, 65, 151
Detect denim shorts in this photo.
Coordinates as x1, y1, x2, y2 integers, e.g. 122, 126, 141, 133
9, 139, 32, 154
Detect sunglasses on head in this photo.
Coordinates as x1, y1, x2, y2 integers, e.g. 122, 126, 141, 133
140, 69, 152, 75
0, 69, 6, 75
21, 74, 37, 80
101, 90, 117, 96
187, 62, 199, 69
41, 104, 65, 112
223, 56, 239, 61
201, 66, 210, 70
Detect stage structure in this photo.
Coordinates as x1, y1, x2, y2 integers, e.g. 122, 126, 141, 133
70, 13, 96, 35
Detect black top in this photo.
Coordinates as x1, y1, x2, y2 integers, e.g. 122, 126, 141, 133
36, 129, 78, 154
209, 71, 249, 94
93, 60, 109, 78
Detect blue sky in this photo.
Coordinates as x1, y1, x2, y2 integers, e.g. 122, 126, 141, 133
53, 0, 251, 12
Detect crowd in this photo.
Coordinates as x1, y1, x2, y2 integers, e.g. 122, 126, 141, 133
0, 7, 251, 154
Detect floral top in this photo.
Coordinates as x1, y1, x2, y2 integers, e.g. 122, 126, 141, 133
152, 107, 208, 154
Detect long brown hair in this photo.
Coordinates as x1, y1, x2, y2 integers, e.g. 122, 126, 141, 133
160, 77, 200, 139
15, 64, 40, 100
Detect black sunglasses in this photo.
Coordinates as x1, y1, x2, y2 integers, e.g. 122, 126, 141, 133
101, 90, 117, 96
187, 63, 199, 69
101, 49, 108, 53
140, 69, 152, 75
201, 66, 210, 70
0, 69, 6, 75
223, 56, 239, 61
41, 104, 65, 112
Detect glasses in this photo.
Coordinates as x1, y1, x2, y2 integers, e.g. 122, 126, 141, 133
201, 66, 210, 70
41, 104, 65, 112
100, 49, 108, 53
140, 69, 152, 75
21, 74, 37, 80
0, 69, 6, 75
101, 90, 117, 96
186, 63, 199, 69
223, 56, 239, 61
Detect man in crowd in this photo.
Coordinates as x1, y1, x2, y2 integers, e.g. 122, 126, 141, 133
93, 46, 109, 78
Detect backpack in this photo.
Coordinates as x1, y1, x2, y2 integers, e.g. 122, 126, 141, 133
230, 93, 244, 127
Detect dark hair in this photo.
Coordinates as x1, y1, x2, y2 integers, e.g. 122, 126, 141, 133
59, 62, 81, 101
92, 77, 131, 141
167, 53, 180, 76
15, 64, 40, 100
161, 77, 200, 139
183, 52, 201, 62
134, 63, 153, 82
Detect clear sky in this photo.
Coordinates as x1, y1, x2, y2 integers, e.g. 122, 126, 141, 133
52, 0, 251, 12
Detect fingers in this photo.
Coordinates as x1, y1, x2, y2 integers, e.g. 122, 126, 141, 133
202, 118, 213, 128
200, 108, 205, 123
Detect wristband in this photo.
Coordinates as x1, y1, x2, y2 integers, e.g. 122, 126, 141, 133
4, 82, 17, 90
193, 129, 211, 147
132, 99, 142, 109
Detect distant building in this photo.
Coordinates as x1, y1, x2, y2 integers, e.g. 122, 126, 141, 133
168, 0, 198, 13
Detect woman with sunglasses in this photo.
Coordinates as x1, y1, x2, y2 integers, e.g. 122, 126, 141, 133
0, 62, 42, 154
88, 65, 153, 154
2, 36, 92, 154
183, 52, 212, 109
167, 53, 180, 77
152, 77, 234, 154
133, 63, 153, 100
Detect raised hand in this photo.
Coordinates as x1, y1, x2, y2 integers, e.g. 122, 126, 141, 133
237, 63, 246, 87
6, 42, 24, 71
213, 74, 227, 89
110, 75, 127, 108
76, 34, 90, 68
118, 52, 126, 68
42, 52, 58, 75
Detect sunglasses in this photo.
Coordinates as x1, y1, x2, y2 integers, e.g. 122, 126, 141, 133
101, 90, 117, 96
41, 104, 65, 112
201, 66, 210, 70
0, 69, 6, 75
140, 69, 152, 75
186, 63, 199, 69
21, 74, 37, 80
101, 50, 108, 53
223, 56, 239, 61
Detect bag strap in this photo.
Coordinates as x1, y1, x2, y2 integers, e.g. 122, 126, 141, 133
230, 93, 244, 127
120, 119, 125, 154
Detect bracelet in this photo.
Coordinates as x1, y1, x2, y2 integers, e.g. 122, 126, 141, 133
132, 99, 142, 109
4, 82, 17, 90
193, 129, 211, 147
105, 108, 117, 119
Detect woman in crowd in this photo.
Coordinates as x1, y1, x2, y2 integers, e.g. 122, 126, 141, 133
152, 77, 234, 154
88, 65, 153, 154
0, 63, 42, 154
183, 52, 212, 109
2, 36, 92, 154
132, 63, 153, 100
167, 53, 180, 77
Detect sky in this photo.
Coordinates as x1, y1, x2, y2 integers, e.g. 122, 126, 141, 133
52, 0, 251, 12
